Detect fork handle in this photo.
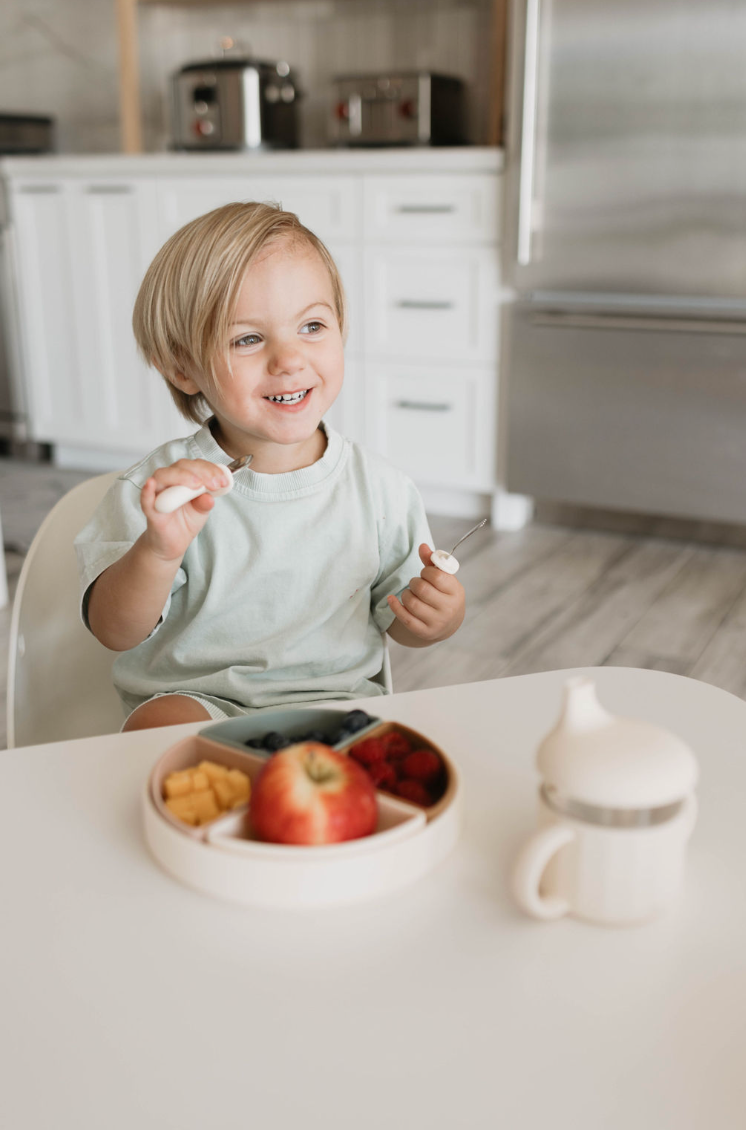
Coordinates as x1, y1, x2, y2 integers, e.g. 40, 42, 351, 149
154, 466, 234, 514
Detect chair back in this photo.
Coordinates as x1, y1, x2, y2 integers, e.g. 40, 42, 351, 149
6, 469, 395, 747
6, 471, 124, 748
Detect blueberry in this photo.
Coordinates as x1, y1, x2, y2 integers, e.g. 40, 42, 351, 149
244, 738, 267, 749
261, 731, 291, 752
300, 730, 328, 743
340, 710, 374, 735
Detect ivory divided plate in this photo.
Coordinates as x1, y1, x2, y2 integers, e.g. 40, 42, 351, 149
142, 710, 462, 909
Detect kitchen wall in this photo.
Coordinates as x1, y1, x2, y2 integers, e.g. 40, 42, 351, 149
0, 0, 495, 154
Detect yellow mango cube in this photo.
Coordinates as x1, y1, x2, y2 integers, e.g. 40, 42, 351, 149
191, 790, 221, 825
190, 770, 210, 793
165, 796, 198, 825
226, 769, 251, 801
164, 770, 193, 799
198, 760, 229, 783
213, 778, 237, 809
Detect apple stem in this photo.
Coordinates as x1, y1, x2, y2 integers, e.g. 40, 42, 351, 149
305, 750, 335, 785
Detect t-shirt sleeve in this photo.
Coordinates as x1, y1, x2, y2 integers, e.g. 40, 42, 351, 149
73, 475, 186, 637
370, 472, 433, 633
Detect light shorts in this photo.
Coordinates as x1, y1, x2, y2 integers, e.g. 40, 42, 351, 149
120, 691, 248, 731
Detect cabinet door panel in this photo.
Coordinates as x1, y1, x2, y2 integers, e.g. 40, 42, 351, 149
69, 181, 178, 452
364, 174, 500, 244
158, 176, 360, 244
11, 186, 84, 444
365, 248, 500, 363
367, 363, 497, 489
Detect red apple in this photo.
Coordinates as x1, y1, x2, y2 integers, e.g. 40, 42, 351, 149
250, 742, 378, 846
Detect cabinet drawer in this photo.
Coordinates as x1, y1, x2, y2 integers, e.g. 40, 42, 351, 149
367, 365, 497, 489
364, 174, 500, 244
365, 248, 500, 362
158, 176, 360, 244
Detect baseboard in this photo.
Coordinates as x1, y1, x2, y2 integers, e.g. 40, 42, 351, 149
419, 485, 492, 519
535, 499, 746, 548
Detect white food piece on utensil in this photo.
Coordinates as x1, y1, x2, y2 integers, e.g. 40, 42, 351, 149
431, 550, 460, 574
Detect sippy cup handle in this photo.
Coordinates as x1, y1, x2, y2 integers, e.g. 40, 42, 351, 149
512, 824, 576, 920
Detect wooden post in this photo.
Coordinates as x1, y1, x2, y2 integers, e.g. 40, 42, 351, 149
487, 0, 508, 146
116, 0, 143, 153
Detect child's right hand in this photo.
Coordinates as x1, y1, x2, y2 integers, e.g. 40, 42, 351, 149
139, 459, 232, 561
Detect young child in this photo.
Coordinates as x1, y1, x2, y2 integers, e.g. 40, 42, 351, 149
75, 201, 465, 731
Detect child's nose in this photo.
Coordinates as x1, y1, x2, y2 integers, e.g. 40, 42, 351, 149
268, 344, 305, 376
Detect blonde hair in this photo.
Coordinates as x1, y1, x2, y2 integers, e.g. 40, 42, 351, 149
132, 201, 348, 424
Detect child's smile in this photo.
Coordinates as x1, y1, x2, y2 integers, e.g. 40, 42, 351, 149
172, 239, 345, 473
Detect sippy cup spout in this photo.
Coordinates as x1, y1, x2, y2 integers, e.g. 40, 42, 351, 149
557, 676, 614, 735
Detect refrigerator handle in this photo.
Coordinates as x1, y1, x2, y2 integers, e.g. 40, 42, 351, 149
528, 311, 746, 335
517, 0, 541, 266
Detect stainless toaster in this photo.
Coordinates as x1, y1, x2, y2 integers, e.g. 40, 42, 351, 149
171, 58, 299, 151
331, 72, 466, 147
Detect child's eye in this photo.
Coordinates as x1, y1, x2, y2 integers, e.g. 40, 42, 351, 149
233, 333, 261, 348
300, 321, 324, 335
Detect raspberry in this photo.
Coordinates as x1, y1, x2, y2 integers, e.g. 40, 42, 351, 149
401, 749, 442, 784
382, 731, 412, 760
348, 738, 387, 766
395, 779, 432, 807
367, 761, 398, 790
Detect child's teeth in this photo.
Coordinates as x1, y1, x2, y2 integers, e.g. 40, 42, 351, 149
268, 390, 308, 403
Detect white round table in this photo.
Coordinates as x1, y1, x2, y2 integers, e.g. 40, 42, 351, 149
1, 666, 744, 1130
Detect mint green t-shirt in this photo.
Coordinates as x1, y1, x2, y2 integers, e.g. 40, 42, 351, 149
75, 422, 432, 718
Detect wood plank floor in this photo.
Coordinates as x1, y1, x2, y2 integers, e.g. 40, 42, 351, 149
3, 455, 746, 750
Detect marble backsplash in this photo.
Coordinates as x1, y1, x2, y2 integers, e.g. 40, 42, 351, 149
0, 0, 495, 154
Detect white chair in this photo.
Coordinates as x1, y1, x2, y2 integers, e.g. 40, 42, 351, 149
6, 471, 395, 748
6, 471, 124, 748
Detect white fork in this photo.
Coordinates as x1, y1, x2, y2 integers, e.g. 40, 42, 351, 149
154, 454, 253, 514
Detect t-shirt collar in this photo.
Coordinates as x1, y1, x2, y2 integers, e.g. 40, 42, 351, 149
190, 418, 345, 498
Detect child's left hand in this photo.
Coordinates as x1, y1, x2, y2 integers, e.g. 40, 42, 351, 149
387, 544, 466, 646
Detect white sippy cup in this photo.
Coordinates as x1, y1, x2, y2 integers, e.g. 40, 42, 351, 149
512, 676, 699, 927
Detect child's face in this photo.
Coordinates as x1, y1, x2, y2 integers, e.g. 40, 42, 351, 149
179, 239, 344, 469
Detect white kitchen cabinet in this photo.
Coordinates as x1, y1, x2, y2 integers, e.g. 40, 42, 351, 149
10, 177, 184, 462
364, 246, 500, 363
11, 185, 80, 446
363, 174, 500, 245
367, 363, 496, 490
360, 173, 501, 509
2, 152, 508, 516
157, 175, 361, 245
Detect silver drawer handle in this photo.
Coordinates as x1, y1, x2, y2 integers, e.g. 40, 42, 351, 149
396, 300, 455, 310
85, 185, 134, 195
395, 400, 452, 412
18, 185, 60, 194
395, 204, 456, 214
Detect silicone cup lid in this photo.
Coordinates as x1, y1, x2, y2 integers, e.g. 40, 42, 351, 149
536, 677, 699, 810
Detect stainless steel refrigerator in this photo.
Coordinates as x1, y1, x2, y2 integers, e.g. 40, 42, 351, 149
503, 0, 746, 524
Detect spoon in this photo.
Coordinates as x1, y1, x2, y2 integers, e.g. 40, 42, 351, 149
154, 454, 253, 514
431, 518, 488, 575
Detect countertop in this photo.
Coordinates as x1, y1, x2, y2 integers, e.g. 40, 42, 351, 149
0, 145, 503, 179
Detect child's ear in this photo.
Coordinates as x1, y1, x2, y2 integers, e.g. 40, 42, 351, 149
167, 369, 202, 395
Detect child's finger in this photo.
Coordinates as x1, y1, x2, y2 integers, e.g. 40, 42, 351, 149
399, 586, 439, 625
387, 593, 428, 635
420, 564, 463, 593
418, 543, 435, 568
409, 575, 448, 609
